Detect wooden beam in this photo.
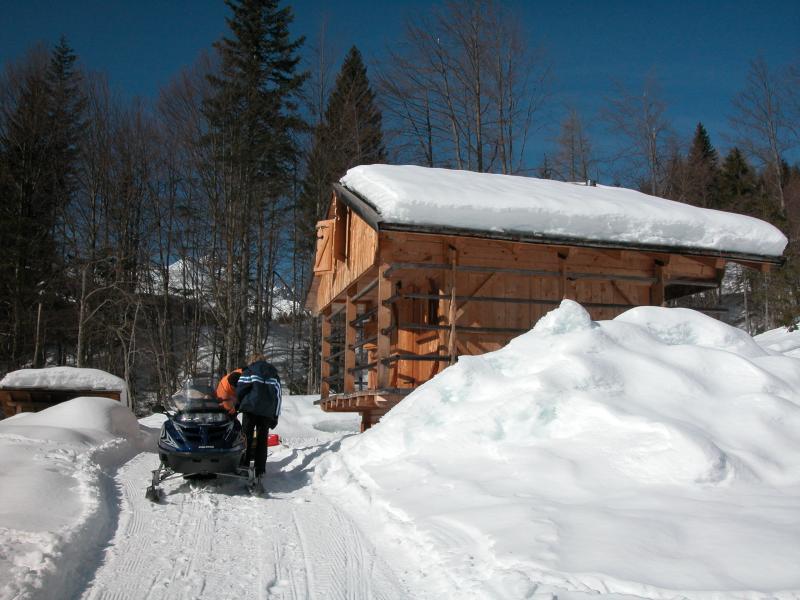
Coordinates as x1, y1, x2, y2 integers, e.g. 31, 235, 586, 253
650, 261, 665, 306
611, 281, 636, 306
376, 263, 392, 388
665, 278, 720, 288
389, 292, 641, 311
344, 288, 356, 393
350, 307, 377, 327
320, 308, 331, 399
351, 335, 377, 350
455, 272, 495, 320
732, 259, 772, 273
447, 246, 458, 365
382, 353, 452, 363
386, 262, 656, 284
389, 322, 529, 335
352, 276, 378, 302
688, 256, 726, 270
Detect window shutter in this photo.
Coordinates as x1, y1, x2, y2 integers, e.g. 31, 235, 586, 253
333, 199, 349, 261
314, 220, 335, 274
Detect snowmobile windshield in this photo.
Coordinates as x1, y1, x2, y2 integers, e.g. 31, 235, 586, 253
166, 378, 223, 416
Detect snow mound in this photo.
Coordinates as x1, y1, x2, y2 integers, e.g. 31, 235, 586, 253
755, 325, 800, 358
341, 164, 787, 257
317, 301, 800, 598
0, 398, 141, 599
617, 305, 768, 358
0, 396, 140, 445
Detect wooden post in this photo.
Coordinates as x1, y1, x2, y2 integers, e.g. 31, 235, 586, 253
650, 260, 666, 306
558, 251, 570, 299
376, 263, 392, 389
320, 307, 331, 399
344, 287, 356, 393
447, 246, 458, 364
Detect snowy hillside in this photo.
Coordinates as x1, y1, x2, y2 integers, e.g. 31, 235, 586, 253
317, 301, 800, 598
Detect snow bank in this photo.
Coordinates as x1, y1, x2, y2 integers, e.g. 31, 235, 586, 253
1, 367, 128, 408
316, 301, 800, 598
755, 325, 800, 358
341, 165, 787, 257
275, 395, 360, 443
0, 397, 143, 600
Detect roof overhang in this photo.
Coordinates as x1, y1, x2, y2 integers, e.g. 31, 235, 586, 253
333, 182, 784, 268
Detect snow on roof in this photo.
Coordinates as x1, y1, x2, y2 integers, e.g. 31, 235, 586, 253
1, 367, 128, 407
340, 165, 788, 258
317, 301, 800, 595
1, 366, 125, 391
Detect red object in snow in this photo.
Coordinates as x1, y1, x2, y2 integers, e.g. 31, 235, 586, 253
267, 433, 281, 447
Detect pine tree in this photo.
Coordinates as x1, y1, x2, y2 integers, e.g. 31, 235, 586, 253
0, 46, 62, 367
296, 45, 384, 393
201, 0, 307, 369
683, 123, 719, 208
718, 147, 758, 215
41, 37, 86, 367
323, 46, 385, 170
300, 46, 385, 226
298, 45, 385, 260
45, 37, 85, 223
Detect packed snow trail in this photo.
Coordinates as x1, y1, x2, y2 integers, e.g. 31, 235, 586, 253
81, 441, 407, 600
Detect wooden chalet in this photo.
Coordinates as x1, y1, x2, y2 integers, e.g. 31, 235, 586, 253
305, 166, 785, 431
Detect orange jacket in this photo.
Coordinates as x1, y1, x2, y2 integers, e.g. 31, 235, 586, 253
216, 369, 242, 412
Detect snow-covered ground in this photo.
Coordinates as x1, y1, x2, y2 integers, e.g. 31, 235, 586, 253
2, 304, 800, 599
755, 325, 800, 358
316, 302, 800, 599
0, 398, 145, 600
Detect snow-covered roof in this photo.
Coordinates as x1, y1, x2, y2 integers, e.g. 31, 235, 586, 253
339, 165, 787, 259
1, 367, 126, 392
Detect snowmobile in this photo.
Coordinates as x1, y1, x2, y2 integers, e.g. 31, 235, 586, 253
146, 378, 254, 501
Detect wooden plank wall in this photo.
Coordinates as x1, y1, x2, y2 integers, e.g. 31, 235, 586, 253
378, 231, 721, 388
312, 199, 379, 313
315, 221, 730, 418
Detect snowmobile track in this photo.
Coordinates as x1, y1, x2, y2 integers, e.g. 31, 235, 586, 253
81, 444, 407, 600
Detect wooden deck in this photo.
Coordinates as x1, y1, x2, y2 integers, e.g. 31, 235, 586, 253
315, 388, 411, 431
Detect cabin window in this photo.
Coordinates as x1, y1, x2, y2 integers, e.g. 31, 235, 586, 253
314, 219, 335, 274
333, 199, 349, 262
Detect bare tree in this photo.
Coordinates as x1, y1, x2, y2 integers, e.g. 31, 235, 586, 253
378, 0, 549, 173
552, 108, 595, 181
603, 75, 673, 195
730, 57, 797, 214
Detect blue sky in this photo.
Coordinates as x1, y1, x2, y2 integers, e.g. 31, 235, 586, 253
1, 0, 798, 170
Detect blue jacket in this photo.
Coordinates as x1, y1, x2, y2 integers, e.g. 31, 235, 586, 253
236, 361, 282, 420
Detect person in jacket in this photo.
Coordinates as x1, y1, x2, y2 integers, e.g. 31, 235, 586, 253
236, 354, 282, 484
216, 368, 243, 415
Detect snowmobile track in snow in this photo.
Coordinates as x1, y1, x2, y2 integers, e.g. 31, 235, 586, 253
81, 445, 406, 600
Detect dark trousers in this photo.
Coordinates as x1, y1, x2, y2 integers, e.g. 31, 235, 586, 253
241, 412, 270, 476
